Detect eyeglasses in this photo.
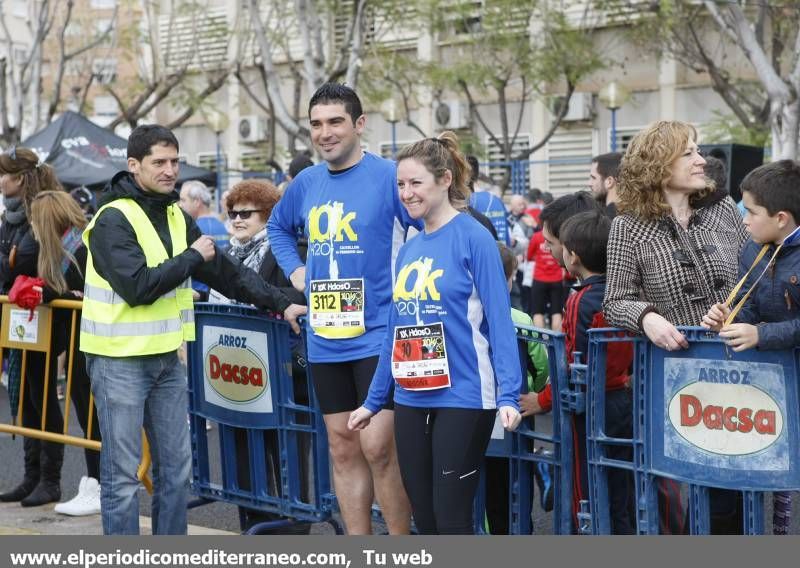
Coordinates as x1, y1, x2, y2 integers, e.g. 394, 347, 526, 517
227, 209, 263, 220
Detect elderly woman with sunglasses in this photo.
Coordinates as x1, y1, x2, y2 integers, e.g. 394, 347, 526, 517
210, 179, 304, 305
208, 178, 311, 534
602, 121, 749, 534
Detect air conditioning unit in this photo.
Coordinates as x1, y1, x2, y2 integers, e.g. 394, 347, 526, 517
551, 92, 593, 122
434, 100, 469, 130
238, 115, 269, 143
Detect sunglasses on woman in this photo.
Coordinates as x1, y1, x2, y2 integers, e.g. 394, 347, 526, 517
227, 209, 263, 220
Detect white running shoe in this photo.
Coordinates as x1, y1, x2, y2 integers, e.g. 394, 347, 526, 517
54, 476, 101, 516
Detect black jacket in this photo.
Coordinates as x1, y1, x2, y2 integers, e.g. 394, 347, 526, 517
0, 214, 38, 293
258, 239, 307, 306
88, 172, 292, 313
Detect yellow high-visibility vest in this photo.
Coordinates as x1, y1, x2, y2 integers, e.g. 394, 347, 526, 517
80, 198, 195, 356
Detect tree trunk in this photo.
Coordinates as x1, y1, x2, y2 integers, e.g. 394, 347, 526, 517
772, 99, 800, 160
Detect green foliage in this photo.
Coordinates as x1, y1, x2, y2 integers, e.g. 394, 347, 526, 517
702, 111, 769, 148
422, 0, 603, 95
361, 0, 606, 164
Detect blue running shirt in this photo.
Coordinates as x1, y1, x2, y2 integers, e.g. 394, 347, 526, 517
268, 153, 420, 362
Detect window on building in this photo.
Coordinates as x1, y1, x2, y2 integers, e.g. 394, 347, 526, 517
333, 0, 376, 51
90, 0, 118, 9
485, 134, 531, 193
93, 95, 118, 117
94, 19, 114, 43
378, 141, 413, 159
11, 0, 27, 18
92, 58, 117, 84
546, 127, 593, 197
240, 150, 269, 173
159, 9, 228, 72
12, 47, 27, 63
197, 152, 228, 173
607, 126, 641, 155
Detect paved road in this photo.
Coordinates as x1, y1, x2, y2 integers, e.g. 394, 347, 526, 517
1, 382, 796, 535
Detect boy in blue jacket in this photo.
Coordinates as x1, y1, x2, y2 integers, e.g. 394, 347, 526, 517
703, 159, 800, 534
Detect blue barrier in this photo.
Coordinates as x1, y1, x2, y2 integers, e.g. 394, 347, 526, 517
186, 303, 340, 534
584, 326, 800, 534
473, 324, 573, 534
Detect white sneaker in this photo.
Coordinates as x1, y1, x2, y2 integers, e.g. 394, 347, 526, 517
54, 476, 101, 516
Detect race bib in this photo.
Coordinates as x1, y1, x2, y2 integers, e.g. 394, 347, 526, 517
391, 323, 451, 391
309, 278, 366, 339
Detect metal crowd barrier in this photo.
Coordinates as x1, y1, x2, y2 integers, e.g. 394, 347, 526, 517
473, 324, 573, 534
582, 326, 800, 535
0, 296, 153, 493
186, 303, 340, 534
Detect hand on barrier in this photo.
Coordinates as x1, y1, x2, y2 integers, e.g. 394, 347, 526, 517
701, 302, 731, 332
519, 392, 545, 417
190, 235, 216, 262
283, 303, 307, 334
642, 312, 689, 351
718, 323, 759, 352
290, 266, 306, 293
499, 406, 522, 432
347, 406, 374, 431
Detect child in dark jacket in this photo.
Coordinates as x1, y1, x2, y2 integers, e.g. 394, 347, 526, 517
526, 210, 635, 534
703, 159, 800, 535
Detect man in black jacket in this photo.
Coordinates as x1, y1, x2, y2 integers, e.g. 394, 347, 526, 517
81, 124, 305, 535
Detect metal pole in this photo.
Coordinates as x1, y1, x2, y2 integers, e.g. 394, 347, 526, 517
391, 122, 397, 159
610, 108, 618, 153
215, 131, 222, 213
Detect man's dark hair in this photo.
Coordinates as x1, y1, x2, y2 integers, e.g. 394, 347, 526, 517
288, 152, 314, 178
703, 155, 728, 193
592, 152, 622, 180
467, 155, 480, 185
560, 210, 611, 274
308, 83, 363, 123
741, 159, 800, 223
127, 124, 179, 162
539, 191, 603, 238
542, 191, 554, 205
527, 188, 542, 203
498, 243, 518, 281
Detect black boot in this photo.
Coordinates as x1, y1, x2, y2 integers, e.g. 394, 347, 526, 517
0, 438, 41, 502
21, 441, 62, 507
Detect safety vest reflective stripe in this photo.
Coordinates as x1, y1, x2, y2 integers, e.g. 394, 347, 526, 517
81, 318, 183, 337
80, 198, 195, 356
83, 282, 177, 304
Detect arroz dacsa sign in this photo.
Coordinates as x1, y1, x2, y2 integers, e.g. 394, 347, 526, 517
664, 357, 788, 471
202, 326, 273, 413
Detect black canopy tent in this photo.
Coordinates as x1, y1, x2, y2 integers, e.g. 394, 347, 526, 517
21, 111, 215, 191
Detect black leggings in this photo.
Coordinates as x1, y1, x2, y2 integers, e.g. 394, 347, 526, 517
394, 404, 495, 534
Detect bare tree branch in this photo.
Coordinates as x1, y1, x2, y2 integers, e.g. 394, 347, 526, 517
514, 80, 575, 161
165, 71, 230, 129
247, 0, 308, 142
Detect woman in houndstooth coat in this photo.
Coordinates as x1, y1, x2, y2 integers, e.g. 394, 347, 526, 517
602, 120, 749, 535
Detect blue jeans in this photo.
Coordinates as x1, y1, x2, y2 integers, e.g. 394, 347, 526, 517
87, 351, 190, 535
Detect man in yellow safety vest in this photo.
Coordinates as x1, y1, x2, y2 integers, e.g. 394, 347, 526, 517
80, 124, 306, 535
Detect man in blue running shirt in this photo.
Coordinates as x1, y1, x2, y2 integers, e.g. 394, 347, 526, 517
268, 84, 413, 534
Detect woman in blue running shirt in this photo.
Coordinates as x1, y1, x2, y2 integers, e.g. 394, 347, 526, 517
348, 132, 522, 534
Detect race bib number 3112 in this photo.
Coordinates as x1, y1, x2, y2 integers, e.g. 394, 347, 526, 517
309, 278, 366, 339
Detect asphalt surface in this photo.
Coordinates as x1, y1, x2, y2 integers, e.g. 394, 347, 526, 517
0, 382, 796, 535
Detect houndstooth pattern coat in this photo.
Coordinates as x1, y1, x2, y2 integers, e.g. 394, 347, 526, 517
603, 195, 749, 332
